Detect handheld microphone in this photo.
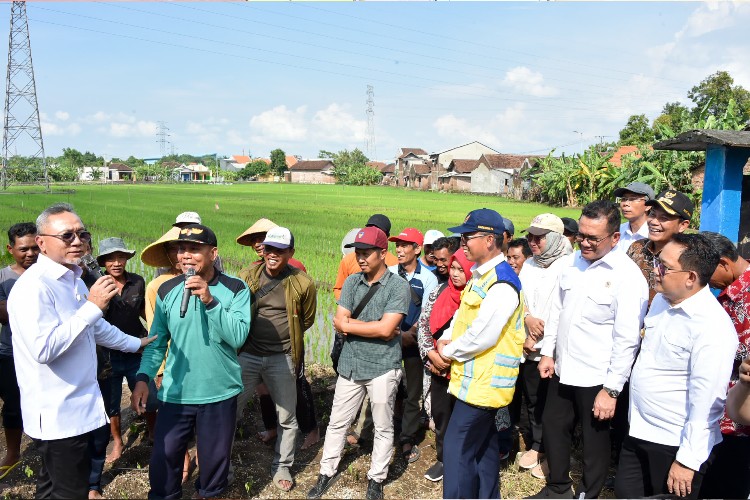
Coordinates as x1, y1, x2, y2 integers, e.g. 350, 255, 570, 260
180, 268, 196, 318
80, 254, 105, 279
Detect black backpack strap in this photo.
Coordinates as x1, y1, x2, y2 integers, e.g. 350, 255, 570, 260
351, 282, 381, 319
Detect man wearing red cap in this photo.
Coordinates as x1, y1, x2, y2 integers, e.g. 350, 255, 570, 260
388, 227, 438, 464
309, 226, 410, 500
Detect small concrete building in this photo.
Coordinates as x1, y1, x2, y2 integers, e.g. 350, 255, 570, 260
289, 159, 336, 184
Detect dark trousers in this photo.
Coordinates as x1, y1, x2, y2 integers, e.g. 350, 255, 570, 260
259, 368, 318, 434
542, 376, 610, 497
149, 397, 237, 499
610, 381, 630, 464
615, 435, 709, 499
88, 379, 111, 493
0, 355, 22, 430
521, 360, 548, 453
429, 374, 454, 463
699, 434, 750, 499
34, 431, 92, 499
443, 399, 500, 499
400, 355, 424, 445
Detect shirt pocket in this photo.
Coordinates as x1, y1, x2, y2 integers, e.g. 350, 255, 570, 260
583, 289, 614, 325
655, 330, 690, 370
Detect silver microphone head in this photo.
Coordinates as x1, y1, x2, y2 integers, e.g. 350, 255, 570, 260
80, 254, 104, 278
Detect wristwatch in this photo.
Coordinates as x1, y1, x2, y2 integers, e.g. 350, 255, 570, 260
603, 387, 620, 399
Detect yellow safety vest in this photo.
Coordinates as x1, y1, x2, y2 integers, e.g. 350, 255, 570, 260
448, 261, 525, 409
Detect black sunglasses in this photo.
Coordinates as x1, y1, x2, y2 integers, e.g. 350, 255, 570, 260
38, 230, 92, 245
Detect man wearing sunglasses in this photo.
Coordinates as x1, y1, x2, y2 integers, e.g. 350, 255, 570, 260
531, 201, 648, 499
7, 203, 155, 498
615, 234, 737, 499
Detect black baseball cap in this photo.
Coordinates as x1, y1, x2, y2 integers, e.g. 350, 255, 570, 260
561, 217, 578, 235
646, 190, 694, 221
366, 214, 391, 237
177, 224, 218, 246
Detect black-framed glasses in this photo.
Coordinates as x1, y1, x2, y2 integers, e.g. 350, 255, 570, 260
653, 257, 692, 278
575, 232, 613, 246
38, 230, 91, 245
460, 233, 487, 243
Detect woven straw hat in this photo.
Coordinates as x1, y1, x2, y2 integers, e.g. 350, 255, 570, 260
236, 218, 278, 247
140, 227, 181, 268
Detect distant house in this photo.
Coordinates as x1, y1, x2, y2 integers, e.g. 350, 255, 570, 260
395, 147, 430, 186
174, 163, 212, 182
607, 145, 648, 167
431, 141, 499, 173
219, 155, 251, 172
79, 163, 134, 182
470, 154, 538, 196
379, 162, 396, 184
288, 159, 336, 184
438, 159, 476, 192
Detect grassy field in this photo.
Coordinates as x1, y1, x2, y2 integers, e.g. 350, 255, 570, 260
0, 183, 580, 364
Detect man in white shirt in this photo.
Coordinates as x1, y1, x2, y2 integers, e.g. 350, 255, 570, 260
613, 181, 654, 253
7, 203, 154, 498
614, 234, 738, 499
530, 201, 648, 499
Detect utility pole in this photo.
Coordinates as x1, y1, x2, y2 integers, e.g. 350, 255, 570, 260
573, 130, 584, 155
156, 121, 170, 157
365, 85, 376, 160
2, 1, 47, 190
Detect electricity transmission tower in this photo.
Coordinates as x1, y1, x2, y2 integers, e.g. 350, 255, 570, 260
365, 85, 376, 160
156, 121, 170, 157
2, 1, 47, 190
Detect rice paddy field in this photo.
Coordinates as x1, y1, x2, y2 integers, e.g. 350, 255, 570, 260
0, 183, 580, 365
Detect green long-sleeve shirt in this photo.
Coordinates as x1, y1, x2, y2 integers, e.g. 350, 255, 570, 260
137, 271, 251, 404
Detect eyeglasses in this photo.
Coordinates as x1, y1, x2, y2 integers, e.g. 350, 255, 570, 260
460, 233, 487, 243
653, 257, 692, 278
527, 234, 546, 243
575, 232, 613, 246
616, 196, 646, 204
38, 230, 92, 244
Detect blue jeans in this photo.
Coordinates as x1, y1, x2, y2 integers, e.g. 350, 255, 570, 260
107, 352, 157, 416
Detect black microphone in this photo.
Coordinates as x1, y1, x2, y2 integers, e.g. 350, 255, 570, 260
180, 268, 196, 318
80, 254, 104, 279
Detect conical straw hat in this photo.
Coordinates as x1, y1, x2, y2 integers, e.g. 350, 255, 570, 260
141, 226, 181, 268
236, 218, 278, 247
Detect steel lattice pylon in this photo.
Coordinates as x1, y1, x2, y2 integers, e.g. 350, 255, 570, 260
2, 1, 47, 190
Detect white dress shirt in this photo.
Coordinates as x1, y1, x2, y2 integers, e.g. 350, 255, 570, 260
629, 286, 738, 471
518, 254, 574, 362
442, 253, 520, 363
8, 254, 141, 440
615, 220, 649, 253
540, 249, 648, 390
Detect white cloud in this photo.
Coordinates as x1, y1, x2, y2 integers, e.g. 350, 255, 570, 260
433, 114, 499, 146
41, 120, 81, 137
250, 105, 308, 142
108, 120, 157, 138
55, 111, 70, 121
502, 66, 558, 97
310, 103, 367, 143
676, 2, 740, 40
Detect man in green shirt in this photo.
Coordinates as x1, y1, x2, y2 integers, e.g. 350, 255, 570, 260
131, 224, 250, 500
308, 226, 410, 500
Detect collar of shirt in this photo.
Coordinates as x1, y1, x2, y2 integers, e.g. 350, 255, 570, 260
623, 221, 649, 238
575, 247, 618, 271
471, 252, 506, 279
397, 259, 423, 281
664, 285, 712, 319
357, 268, 391, 286
720, 266, 750, 302
37, 253, 82, 281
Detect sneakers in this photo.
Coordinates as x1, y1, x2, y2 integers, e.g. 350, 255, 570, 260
530, 459, 549, 480
365, 479, 384, 500
306, 473, 339, 499
424, 461, 444, 482
526, 486, 574, 499
518, 450, 543, 469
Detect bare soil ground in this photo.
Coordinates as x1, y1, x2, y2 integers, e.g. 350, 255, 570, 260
0, 365, 613, 499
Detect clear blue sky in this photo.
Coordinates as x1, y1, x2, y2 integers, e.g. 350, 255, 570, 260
2, 1, 748, 162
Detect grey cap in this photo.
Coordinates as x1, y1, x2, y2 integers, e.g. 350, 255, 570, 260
613, 182, 655, 201
97, 237, 136, 264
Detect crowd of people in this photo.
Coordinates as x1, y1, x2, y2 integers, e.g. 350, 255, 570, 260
1, 181, 750, 499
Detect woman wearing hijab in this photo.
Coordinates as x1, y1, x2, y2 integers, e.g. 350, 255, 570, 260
417, 249, 474, 482
517, 214, 574, 479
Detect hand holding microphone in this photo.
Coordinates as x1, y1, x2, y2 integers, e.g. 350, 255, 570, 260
180, 268, 196, 318
180, 268, 214, 318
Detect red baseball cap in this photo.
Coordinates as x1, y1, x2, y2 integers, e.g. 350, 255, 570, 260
344, 226, 388, 250
388, 228, 424, 246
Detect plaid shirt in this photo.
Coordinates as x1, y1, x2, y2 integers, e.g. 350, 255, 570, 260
717, 266, 750, 437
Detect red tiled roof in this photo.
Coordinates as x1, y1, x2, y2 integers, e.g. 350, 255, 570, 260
253, 158, 272, 165
382, 163, 395, 174
399, 148, 428, 158
608, 145, 649, 167
479, 154, 537, 170
290, 159, 335, 171
285, 155, 298, 167
232, 155, 251, 164
109, 162, 132, 172
366, 161, 387, 171
450, 159, 478, 174
414, 163, 431, 175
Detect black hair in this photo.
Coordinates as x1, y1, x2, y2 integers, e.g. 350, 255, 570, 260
432, 236, 459, 254
580, 200, 620, 235
671, 233, 720, 287
8, 222, 37, 246
700, 231, 738, 262
508, 238, 532, 258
